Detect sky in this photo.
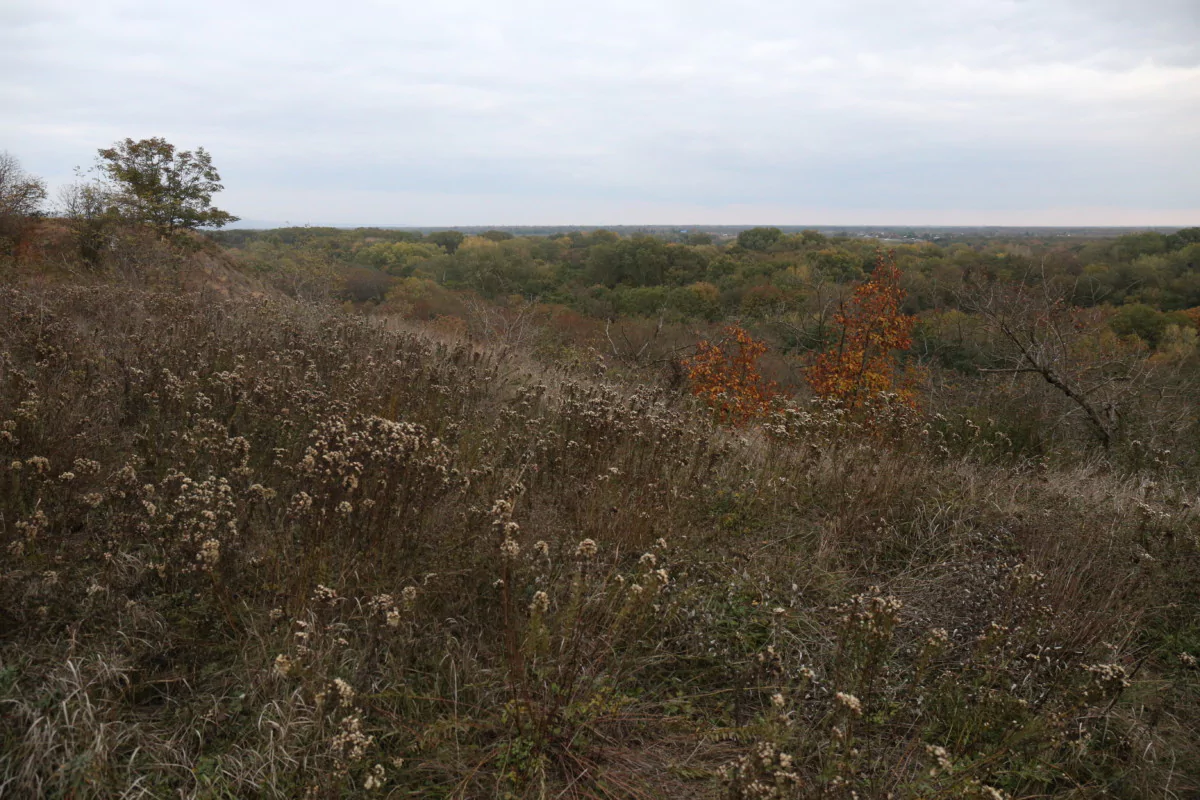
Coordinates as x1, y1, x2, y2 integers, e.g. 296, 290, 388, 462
3, 0, 1199, 227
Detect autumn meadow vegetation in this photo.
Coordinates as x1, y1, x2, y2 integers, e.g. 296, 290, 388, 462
1, 143, 1199, 799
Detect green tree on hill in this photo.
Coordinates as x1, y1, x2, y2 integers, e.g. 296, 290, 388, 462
95, 137, 238, 234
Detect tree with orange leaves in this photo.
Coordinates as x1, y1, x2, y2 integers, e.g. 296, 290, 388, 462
806, 250, 918, 410
685, 324, 779, 425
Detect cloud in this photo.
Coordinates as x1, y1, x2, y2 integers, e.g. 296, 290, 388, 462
2, 0, 1198, 224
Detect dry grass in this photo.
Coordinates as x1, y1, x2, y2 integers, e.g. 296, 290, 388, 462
1, 283, 1198, 798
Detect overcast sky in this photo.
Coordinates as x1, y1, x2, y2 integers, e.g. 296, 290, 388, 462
3, 0, 1199, 226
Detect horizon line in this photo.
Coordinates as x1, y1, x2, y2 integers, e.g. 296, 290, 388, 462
220, 222, 1196, 231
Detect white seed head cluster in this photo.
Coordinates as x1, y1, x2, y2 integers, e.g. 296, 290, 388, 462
293, 619, 312, 656
330, 714, 373, 770
1083, 662, 1132, 695
160, 472, 240, 548
273, 653, 294, 678
312, 584, 341, 605
719, 740, 801, 799
247, 483, 277, 500
926, 744, 953, 777
333, 677, 356, 708
835, 691, 863, 717
363, 763, 386, 791
289, 491, 314, 516
368, 593, 394, 612
925, 627, 950, 648
834, 589, 904, 637
366, 592, 405, 628
197, 538, 221, 571
500, 537, 521, 559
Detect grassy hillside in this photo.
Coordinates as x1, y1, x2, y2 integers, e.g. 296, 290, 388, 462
1, 280, 1198, 799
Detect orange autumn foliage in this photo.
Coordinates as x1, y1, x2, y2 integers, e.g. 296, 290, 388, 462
685, 324, 779, 425
806, 250, 918, 410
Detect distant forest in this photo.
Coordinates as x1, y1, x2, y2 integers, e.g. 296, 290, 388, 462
213, 223, 1200, 348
